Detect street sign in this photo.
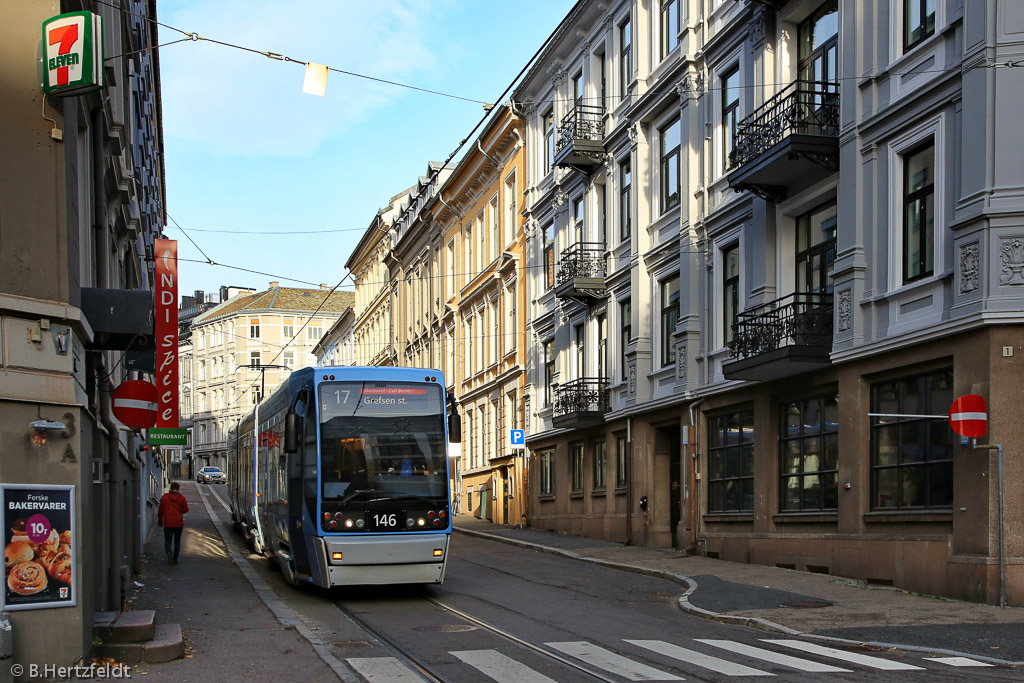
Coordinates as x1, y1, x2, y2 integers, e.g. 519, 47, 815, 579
949, 394, 987, 438
510, 429, 525, 450
111, 380, 158, 429
148, 428, 188, 445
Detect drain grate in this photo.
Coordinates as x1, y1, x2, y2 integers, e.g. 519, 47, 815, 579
779, 600, 833, 609
413, 624, 478, 633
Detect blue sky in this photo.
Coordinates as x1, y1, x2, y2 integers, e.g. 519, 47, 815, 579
159, 0, 574, 301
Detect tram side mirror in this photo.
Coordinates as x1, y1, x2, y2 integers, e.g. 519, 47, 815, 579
639, 496, 648, 512
284, 412, 300, 453
447, 394, 461, 443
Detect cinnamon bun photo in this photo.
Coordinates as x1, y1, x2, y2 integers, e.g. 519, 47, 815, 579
7, 561, 48, 595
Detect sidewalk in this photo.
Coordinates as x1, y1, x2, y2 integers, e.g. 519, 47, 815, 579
125, 481, 346, 682
454, 516, 1024, 666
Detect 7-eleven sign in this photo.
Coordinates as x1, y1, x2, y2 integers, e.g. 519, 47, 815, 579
42, 12, 104, 97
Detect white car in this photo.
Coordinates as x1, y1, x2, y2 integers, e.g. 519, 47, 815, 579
196, 466, 226, 484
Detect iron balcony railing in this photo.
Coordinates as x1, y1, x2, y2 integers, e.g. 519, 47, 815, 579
729, 80, 839, 170
555, 104, 606, 153
553, 378, 610, 419
729, 292, 833, 360
556, 242, 607, 285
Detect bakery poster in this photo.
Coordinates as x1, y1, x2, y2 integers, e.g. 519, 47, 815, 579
1, 485, 75, 610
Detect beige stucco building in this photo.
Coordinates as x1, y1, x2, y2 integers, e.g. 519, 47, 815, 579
189, 285, 351, 472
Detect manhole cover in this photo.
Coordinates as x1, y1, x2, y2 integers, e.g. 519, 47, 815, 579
413, 624, 478, 633
779, 600, 833, 609
331, 640, 372, 649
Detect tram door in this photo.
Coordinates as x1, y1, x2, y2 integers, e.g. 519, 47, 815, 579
287, 397, 314, 577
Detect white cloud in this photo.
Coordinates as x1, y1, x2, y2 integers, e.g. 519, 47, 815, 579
160, 0, 439, 157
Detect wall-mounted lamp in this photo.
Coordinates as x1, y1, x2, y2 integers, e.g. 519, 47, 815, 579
29, 419, 67, 448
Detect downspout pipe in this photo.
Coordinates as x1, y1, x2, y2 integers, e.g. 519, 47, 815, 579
477, 140, 501, 168
972, 440, 1006, 608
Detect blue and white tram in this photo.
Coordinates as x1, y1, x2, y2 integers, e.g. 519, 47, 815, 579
229, 366, 459, 587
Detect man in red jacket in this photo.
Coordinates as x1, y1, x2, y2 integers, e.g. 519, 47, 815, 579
157, 482, 189, 565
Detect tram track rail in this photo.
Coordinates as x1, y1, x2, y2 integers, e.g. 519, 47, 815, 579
332, 589, 620, 683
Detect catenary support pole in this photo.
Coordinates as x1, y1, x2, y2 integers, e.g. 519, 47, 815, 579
972, 440, 1005, 608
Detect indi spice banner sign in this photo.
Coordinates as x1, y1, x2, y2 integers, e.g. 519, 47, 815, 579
155, 239, 179, 428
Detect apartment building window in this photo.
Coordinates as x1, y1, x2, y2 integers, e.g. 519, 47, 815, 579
616, 434, 628, 487
540, 449, 555, 496
660, 276, 680, 367
796, 201, 838, 296
283, 351, 294, 369
620, 299, 631, 381
660, 0, 679, 59
282, 319, 294, 339
593, 441, 607, 490
197, 330, 205, 351
659, 118, 681, 212
251, 387, 262, 405
904, 0, 935, 51
249, 351, 261, 369
543, 110, 555, 175
199, 360, 207, 381
571, 442, 584, 492
572, 70, 584, 108
504, 173, 517, 249
490, 194, 500, 262
619, 158, 632, 242
722, 66, 740, 170
871, 368, 953, 509
723, 244, 740, 346
446, 240, 456, 299
475, 211, 485, 273
780, 394, 839, 512
903, 141, 935, 284
596, 313, 607, 380
492, 399, 502, 460
572, 196, 584, 244
249, 318, 260, 339
574, 323, 585, 380
307, 325, 322, 341
619, 18, 632, 99
708, 409, 755, 513
543, 340, 555, 406
465, 225, 473, 282
544, 223, 555, 289
507, 283, 517, 354
467, 317, 475, 376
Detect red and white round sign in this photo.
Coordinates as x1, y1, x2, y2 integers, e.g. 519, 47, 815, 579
949, 394, 987, 438
111, 380, 159, 429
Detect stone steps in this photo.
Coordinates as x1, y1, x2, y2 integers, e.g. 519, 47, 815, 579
92, 610, 184, 664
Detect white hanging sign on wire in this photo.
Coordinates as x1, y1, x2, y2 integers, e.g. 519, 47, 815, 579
303, 62, 328, 97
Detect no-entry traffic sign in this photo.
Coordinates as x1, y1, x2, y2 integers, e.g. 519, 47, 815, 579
111, 379, 158, 429
949, 394, 987, 438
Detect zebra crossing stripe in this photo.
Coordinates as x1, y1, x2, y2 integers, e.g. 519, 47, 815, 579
346, 657, 419, 681
695, 640, 852, 673
452, 649, 559, 683
626, 640, 773, 677
923, 657, 994, 667
547, 641, 685, 680
762, 640, 925, 671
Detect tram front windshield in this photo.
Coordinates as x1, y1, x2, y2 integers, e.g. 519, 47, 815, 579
319, 382, 447, 503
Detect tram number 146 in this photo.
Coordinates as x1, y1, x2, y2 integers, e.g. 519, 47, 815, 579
371, 513, 399, 529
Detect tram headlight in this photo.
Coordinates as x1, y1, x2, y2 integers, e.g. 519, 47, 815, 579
344, 519, 354, 528
417, 518, 426, 527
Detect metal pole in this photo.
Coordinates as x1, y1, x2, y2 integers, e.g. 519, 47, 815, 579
972, 440, 1006, 608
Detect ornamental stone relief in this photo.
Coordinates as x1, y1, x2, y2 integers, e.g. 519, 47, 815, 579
999, 236, 1024, 285
676, 344, 687, 381
837, 289, 852, 332
628, 363, 636, 393
959, 241, 980, 293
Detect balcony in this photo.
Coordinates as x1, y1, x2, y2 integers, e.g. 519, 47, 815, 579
554, 104, 606, 171
723, 292, 833, 382
554, 242, 607, 304
552, 378, 609, 430
727, 80, 839, 202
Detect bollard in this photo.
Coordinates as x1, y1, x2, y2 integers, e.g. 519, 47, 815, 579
0, 612, 11, 658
